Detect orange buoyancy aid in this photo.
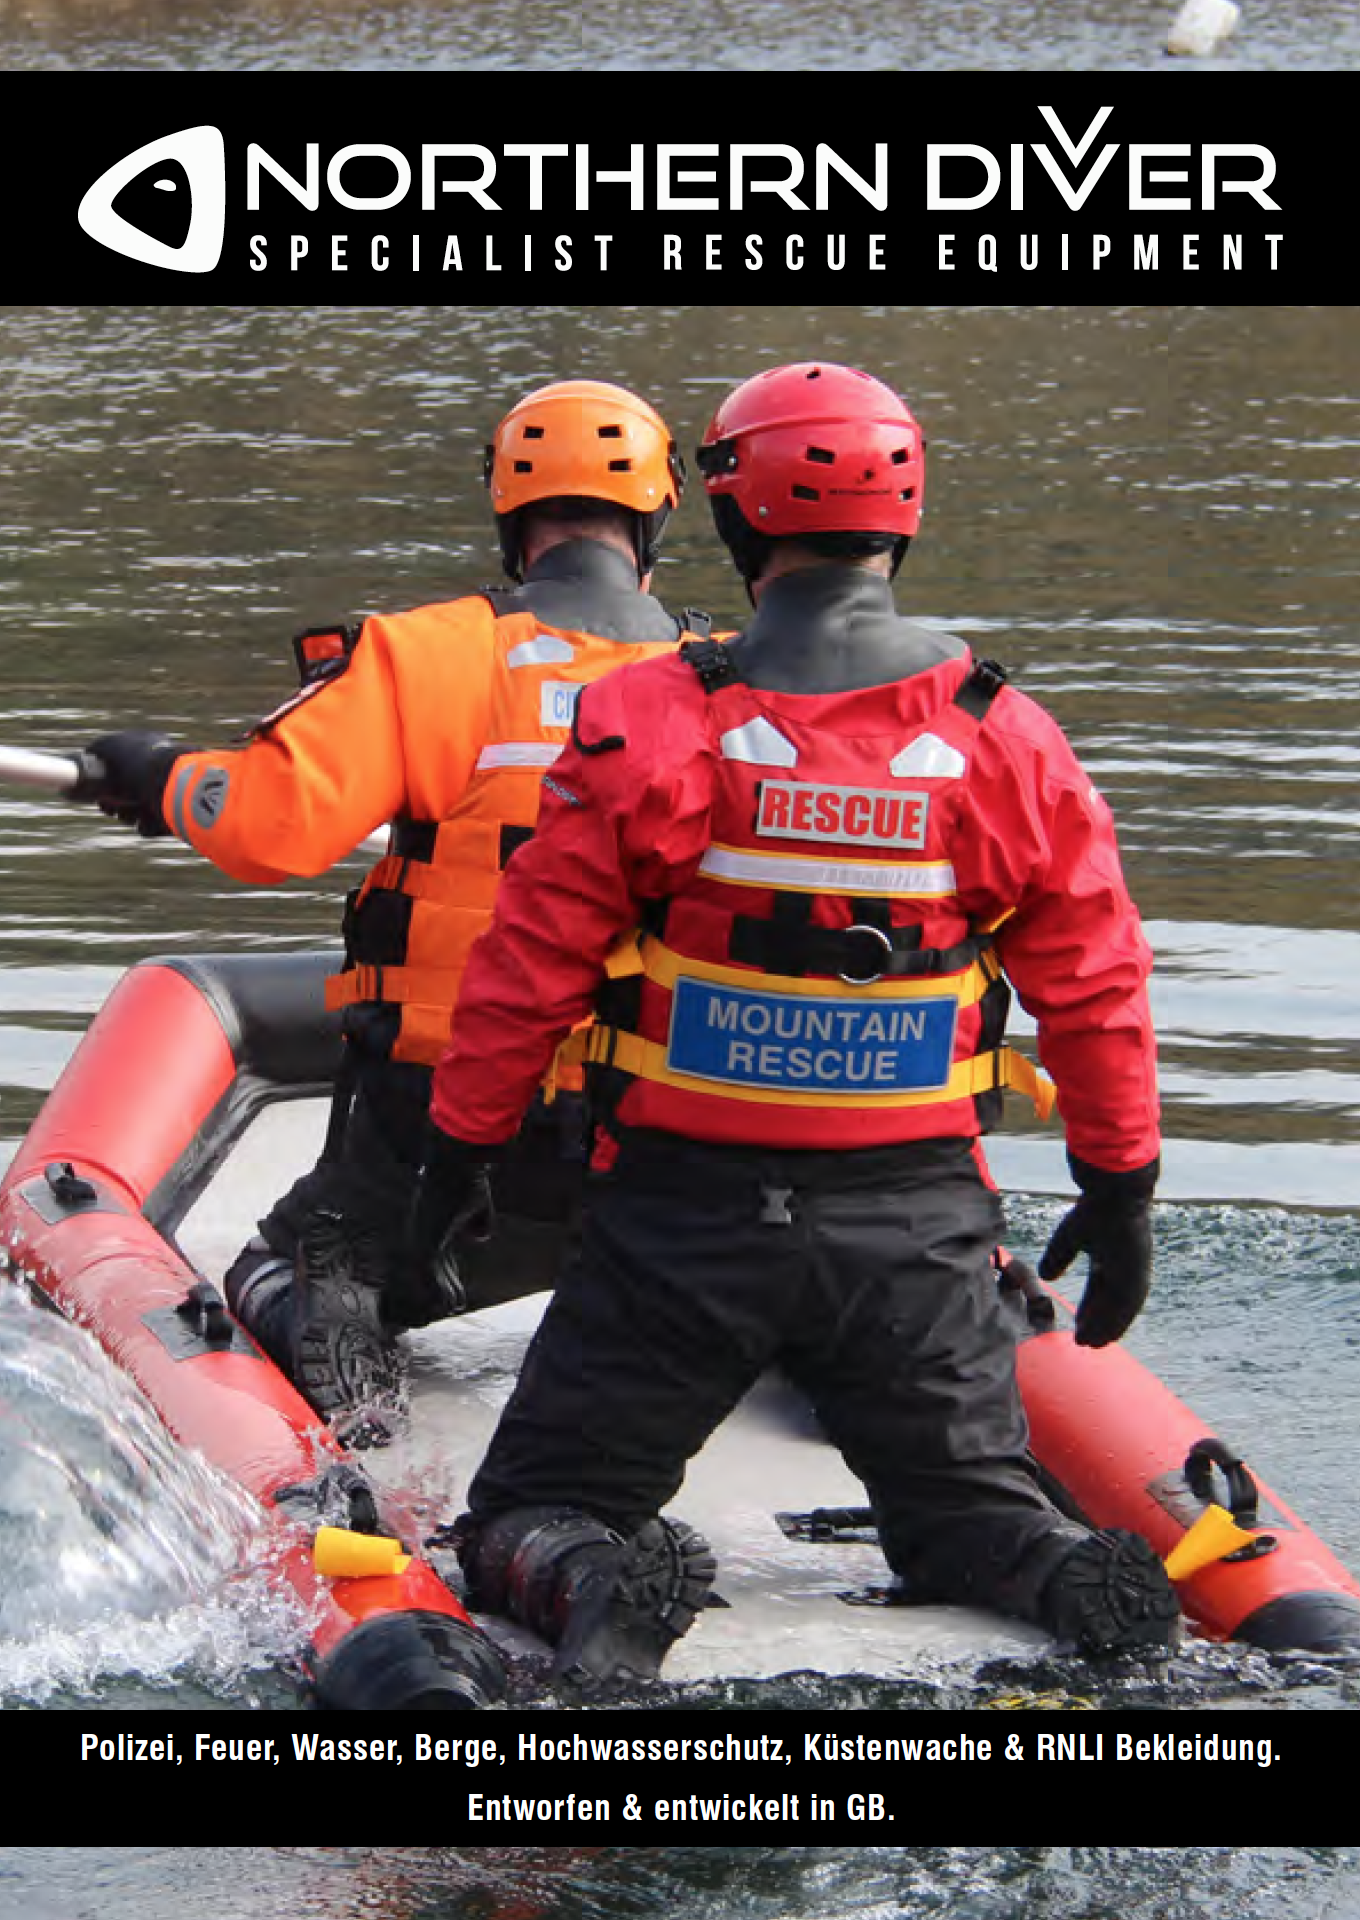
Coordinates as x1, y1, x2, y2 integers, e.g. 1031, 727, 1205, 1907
326, 596, 693, 1066
561, 645, 1054, 1148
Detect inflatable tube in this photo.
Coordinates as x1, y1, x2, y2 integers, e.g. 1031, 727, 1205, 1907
1016, 1311, 1360, 1653
0, 953, 506, 1710
4, 950, 1358, 1679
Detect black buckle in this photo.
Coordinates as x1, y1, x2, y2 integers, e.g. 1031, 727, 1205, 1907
44, 1161, 99, 1210
955, 657, 1010, 721
174, 1280, 236, 1349
696, 438, 738, 479
681, 637, 739, 692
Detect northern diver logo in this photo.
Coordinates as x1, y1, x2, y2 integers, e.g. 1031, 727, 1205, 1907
189, 767, 231, 830
77, 126, 226, 273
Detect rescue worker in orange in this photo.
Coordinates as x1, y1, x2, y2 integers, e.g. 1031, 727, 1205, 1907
78, 380, 698, 1416
407, 361, 1181, 1690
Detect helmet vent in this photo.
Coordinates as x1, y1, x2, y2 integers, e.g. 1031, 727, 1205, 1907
598, 424, 623, 438
791, 484, 820, 502
514, 459, 533, 473
806, 446, 835, 465
522, 425, 545, 439
608, 458, 633, 473
891, 447, 910, 465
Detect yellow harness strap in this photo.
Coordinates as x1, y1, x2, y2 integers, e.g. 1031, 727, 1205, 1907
551, 928, 1054, 1117
634, 934, 999, 1006
325, 963, 465, 1010
555, 1021, 1055, 1118
361, 851, 502, 912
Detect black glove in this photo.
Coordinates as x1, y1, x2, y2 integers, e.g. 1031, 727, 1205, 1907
387, 1126, 502, 1330
1038, 1153, 1159, 1349
74, 730, 184, 836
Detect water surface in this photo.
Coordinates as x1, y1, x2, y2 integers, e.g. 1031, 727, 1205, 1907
3, 1847, 1360, 1920
1, 0, 1354, 69
0, 308, 1357, 1912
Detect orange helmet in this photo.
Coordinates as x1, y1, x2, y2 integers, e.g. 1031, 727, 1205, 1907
485, 379, 684, 580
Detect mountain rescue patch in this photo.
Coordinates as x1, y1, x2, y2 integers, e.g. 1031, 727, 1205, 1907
667, 977, 958, 1094
755, 780, 930, 851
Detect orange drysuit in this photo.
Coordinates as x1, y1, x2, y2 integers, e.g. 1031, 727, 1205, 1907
157, 541, 696, 1066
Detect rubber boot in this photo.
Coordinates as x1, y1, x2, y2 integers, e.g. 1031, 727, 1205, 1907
1042, 1528, 1182, 1657
459, 1505, 716, 1691
553, 1516, 718, 1691
223, 1238, 296, 1371
291, 1208, 405, 1420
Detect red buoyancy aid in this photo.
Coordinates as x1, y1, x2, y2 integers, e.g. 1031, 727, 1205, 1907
560, 644, 1055, 1149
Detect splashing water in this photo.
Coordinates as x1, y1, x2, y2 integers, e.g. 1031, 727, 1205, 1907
0, 1282, 302, 1700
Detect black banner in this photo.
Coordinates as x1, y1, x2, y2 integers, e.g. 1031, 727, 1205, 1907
5, 72, 1347, 302
32, 1706, 1352, 1842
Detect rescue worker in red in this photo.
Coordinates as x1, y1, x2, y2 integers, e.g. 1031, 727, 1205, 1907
408, 360, 1181, 1690
77, 379, 697, 1417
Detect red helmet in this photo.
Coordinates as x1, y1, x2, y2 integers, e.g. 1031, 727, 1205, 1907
697, 363, 924, 577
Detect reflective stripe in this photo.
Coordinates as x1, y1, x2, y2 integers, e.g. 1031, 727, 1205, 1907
719, 717, 798, 767
506, 633, 576, 668
698, 842, 958, 897
889, 732, 967, 779
169, 764, 196, 840
474, 742, 564, 772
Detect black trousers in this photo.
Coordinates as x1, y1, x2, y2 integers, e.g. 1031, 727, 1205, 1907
246, 1060, 586, 1312
466, 1130, 1084, 1623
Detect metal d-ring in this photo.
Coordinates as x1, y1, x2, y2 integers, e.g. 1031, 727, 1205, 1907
838, 923, 894, 986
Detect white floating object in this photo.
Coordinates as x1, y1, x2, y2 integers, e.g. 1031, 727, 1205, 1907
1167, 0, 1241, 55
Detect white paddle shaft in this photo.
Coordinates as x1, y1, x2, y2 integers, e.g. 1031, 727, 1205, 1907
0, 742, 387, 858
0, 744, 88, 792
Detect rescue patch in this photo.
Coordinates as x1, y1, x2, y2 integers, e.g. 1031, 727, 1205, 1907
540, 681, 585, 730
755, 780, 929, 851
667, 977, 958, 1095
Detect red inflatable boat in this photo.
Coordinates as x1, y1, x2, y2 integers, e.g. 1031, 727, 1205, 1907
1015, 1307, 1360, 1654
3, 949, 1358, 1688
0, 951, 506, 1710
